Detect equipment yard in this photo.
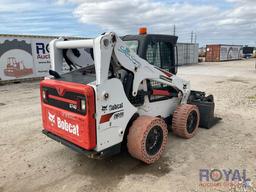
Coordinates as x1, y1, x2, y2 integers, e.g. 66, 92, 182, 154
1, 59, 256, 192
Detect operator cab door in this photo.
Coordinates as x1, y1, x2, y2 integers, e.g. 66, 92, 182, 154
142, 37, 179, 118
144, 37, 176, 103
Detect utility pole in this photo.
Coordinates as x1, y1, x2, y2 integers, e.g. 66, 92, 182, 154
191, 31, 194, 43
173, 24, 176, 36
194, 33, 197, 43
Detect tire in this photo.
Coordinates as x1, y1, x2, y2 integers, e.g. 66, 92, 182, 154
172, 104, 200, 139
127, 116, 168, 164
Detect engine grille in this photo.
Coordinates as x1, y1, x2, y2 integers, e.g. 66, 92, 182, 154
42, 86, 86, 115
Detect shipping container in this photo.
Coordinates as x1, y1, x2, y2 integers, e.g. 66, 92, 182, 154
205, 44, 242, 62
0, 34, 88, 82
177, 43, 199, 65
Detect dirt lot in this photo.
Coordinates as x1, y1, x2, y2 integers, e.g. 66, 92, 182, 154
0, 59, 256, 192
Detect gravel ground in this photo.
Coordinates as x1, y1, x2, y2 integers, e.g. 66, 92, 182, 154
0, 59, 256, 192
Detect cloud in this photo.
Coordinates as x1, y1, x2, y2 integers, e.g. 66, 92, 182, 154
0, 1, 35, 13
0, 0, 97, 36
57, 0, 256, 45
225, 0, 254, 3
0, 0, 255, 45
71, 0, 218, 34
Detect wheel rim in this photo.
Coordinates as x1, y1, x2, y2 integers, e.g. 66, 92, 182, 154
145, 125, 163, 156
186, 110, 198, 134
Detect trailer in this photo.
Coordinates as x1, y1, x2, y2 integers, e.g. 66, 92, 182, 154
205, 44, 242, 62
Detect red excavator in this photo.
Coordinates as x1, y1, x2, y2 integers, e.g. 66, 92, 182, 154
4, 57, 33, 78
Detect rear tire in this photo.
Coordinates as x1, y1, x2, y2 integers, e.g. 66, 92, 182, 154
172, 104, 200, 139
127, 116, 168, 164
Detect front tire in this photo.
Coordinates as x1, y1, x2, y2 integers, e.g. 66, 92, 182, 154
172, 104, 200, 139
127, 116, 168, 164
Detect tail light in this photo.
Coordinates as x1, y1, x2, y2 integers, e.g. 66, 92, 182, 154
81, 99, 86, 111
76, 98, 86, 112
42, 90, 48, 101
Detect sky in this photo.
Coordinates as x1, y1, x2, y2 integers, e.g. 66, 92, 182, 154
0, 0, 255, 46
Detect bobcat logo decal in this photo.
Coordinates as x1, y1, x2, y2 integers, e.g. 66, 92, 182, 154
48, 112, 55, 125
101, 105, 108, 112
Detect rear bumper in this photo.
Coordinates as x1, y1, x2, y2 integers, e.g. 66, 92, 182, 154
42, 130, 97, 157
42, 130, 121, 158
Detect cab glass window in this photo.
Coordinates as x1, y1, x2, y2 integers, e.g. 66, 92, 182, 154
146, 41, 161, 67
124, 40, 139, 53
146, 41, 173, 72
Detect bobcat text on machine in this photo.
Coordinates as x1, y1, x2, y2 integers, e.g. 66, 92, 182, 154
40, 28, 218, 164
